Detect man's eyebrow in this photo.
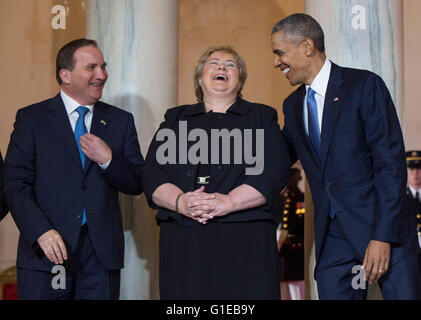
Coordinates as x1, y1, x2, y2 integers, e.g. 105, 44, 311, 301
86, 62, 107, 67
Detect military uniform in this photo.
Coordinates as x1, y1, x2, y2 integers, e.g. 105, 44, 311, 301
279, 187, 305, 281
405, 150, 421, 278
404, 188, 421, 246
406, 150, 421, 248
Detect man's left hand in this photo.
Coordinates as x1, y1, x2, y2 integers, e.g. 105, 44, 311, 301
80, 133, 112, 165
362, 240, 390, 284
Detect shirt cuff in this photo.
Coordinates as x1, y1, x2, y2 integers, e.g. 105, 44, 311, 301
98, 156, 112, 170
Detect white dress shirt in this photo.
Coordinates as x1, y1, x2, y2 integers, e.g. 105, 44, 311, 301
303, 58, 332, 135
60, 90, 110, 169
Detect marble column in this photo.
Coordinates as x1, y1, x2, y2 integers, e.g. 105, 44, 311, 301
306, 0, 403, 119
305, 0, 403, 300
86, 0, 179, 299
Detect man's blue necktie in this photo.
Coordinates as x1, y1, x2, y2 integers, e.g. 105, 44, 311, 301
307, 88, 321, 159
74, 106, 88, 225
307, 88, 334, 218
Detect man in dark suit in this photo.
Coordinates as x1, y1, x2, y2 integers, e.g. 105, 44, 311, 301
271, 13, 421, 299
0, 151, 8, 221
4, 39, 144, 299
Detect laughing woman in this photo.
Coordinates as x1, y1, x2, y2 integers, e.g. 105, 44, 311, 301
142, 46, 290, 299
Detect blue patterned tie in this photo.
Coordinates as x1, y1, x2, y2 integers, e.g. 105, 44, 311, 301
74, 106, 88, 225
307, 88, 334, 218
307, 88, 321, 159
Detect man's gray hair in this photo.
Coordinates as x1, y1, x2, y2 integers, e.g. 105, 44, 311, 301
271, 13, 325, 53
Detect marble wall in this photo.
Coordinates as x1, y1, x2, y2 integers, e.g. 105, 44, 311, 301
306, 0, 403, 119
86, 0, 179, 300
403, 0, 421, 150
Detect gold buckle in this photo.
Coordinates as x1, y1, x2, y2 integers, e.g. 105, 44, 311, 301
196, 176, 210, 185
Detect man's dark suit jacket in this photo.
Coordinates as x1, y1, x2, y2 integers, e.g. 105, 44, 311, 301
282, 62, 419, 270
4, 93, 144, 272
0, 151, 8, 221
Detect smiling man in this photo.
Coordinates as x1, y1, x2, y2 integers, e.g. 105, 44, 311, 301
271, 13, 421, 299
4, 39, 144, 300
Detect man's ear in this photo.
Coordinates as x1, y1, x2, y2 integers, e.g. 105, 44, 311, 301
59, 69, 71, 85
303, 38, 316, 57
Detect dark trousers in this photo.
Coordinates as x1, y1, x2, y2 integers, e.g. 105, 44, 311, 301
17, 225, 120, 300
316, 217, 421, 300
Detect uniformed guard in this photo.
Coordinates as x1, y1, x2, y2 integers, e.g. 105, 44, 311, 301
406, 150, 421, 249
277, 167, 305, 300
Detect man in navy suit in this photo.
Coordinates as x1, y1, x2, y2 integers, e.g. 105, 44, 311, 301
4, 39, 144, 299
0, 152, 8, 221
271, 14, 421, 299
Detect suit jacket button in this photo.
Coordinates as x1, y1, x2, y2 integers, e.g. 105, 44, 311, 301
186, 169, 194, 177
217, 165, 222, 170
77, 214, 82, 219
325, 182, 330, 188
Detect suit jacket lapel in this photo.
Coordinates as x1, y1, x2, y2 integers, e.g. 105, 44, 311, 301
320, 63, 344, 170
83, 101, 110, 176
48, 94, 82, 169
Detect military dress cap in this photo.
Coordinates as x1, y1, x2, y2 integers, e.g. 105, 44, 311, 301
406, 150, 421, 168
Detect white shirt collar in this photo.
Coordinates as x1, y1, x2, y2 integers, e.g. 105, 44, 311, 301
60, 90, 94, 115
409, 185, 421, 198
305, 58, 331, 96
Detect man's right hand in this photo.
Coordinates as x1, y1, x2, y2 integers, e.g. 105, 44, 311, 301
37, 230, 68, 265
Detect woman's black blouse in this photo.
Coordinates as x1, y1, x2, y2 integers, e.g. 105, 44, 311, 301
141, 98, 291, 226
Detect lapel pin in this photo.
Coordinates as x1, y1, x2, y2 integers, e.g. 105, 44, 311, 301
333, 97, 339, 102
100, 120, 106, 126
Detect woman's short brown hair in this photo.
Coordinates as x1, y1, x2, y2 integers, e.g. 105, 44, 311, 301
193, 46, 247, 102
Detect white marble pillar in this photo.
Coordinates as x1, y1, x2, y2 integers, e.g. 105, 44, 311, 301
305, 0, 403, 300
306, 0, 403, 120
86, 0, 179, 299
